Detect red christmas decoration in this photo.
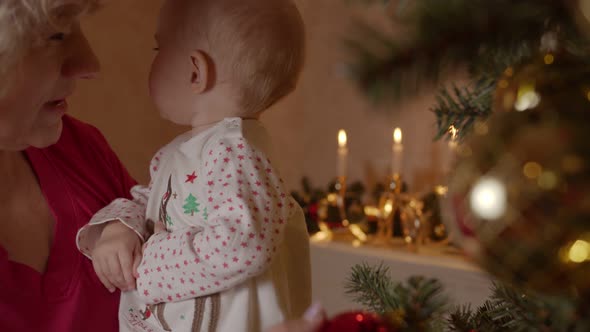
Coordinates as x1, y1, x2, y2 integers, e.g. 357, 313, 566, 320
319, 311, 394, 332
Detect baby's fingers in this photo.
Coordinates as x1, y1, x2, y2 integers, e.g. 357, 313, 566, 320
92, 258, 116, 293
132, 245, 143, 279
118, 250, 136, 291
105, 255, 127, 290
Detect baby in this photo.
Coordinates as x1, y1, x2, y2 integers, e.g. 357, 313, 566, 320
77, 0, 310, 331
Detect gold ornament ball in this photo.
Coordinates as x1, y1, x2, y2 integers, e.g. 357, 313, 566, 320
445, 53, 590, 294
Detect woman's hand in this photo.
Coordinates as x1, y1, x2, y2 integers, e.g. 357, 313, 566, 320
91, 220, 143, 292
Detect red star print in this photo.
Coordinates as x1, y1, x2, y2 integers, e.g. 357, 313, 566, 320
226, 147, 233, 152
185, 171, 197, 183
223, 263, 229, 269
144, 290, 149, 296
256, 245, 262, 251
237, 143, 245, 149
238, 155, 245, 160
223, 158, 230, 163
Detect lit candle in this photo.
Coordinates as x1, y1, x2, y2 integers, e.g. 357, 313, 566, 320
448, 125, 459, 151
392, 128, 403, 176
444, 125, 459, 176
337, 129, 348, 178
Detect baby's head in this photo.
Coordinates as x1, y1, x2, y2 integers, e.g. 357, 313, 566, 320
150, 0, 305, 127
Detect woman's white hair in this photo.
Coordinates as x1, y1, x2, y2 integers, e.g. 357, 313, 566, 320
0, 0, 98, 94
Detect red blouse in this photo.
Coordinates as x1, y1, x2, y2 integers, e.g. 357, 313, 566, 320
0, 116, 137, 331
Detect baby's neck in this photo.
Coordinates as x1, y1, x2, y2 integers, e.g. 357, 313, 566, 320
189, 94, 260, 134
190, 114, 260, 135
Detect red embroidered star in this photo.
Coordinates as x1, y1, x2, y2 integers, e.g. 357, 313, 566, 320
185, 171, 197, 183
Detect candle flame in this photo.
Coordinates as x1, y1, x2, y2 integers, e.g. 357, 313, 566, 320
449, 125, 459, 140
393, 128, 402, 144
338, 129, 347, 147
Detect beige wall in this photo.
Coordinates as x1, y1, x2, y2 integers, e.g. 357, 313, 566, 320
70, 0, 452, 194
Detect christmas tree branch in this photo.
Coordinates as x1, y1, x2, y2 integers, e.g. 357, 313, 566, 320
345, 263, 398, 314
347, 0, 581, 100
346, 264, 447, 331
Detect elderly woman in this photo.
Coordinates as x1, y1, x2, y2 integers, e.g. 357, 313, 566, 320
0, 1, 323, 331
0, 1, 144, 331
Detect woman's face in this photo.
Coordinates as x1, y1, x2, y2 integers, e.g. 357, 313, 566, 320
0, 22, 100, 150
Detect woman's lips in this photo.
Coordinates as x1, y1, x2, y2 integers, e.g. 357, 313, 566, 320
43, 99, 68, 114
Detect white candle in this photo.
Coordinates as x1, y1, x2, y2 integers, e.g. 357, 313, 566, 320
448, 125, 459, 151
446, 125, 458, 174
337, 129, 348, 178
392, 128, 403, 176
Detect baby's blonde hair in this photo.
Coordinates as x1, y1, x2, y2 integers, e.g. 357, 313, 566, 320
182, 0, 305, 114
0, 0, 98, 94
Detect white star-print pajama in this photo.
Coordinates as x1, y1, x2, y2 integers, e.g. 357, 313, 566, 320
77, 118, 311, 332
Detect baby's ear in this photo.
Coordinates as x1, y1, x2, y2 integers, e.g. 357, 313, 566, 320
189, 50, 210, 93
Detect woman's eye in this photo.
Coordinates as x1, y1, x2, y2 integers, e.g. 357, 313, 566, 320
153, 47, 160, 51
49, 32, 66, 41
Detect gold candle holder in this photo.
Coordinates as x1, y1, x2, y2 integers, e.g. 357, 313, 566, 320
373, 173, 404, 246
336, 176, 348, 227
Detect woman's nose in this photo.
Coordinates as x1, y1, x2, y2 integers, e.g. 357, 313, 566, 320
61, 26, 101, 79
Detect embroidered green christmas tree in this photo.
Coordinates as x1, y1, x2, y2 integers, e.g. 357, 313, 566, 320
166, 215, 173, 227
183, 194, 200, 216
202, 207, 209, 221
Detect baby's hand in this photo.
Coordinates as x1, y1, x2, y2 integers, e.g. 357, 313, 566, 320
91, 220, 143, 292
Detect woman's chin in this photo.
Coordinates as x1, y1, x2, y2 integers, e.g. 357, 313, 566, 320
28, 120, 63, 149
